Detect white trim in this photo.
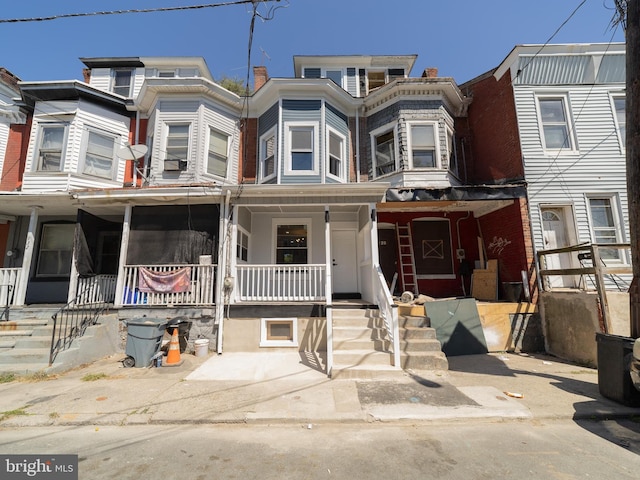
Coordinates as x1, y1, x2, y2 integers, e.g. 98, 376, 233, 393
535, 93, 578, 154
260, 317, 298, 347
370, 121, 398, 179
406, 121, 441, 169
34, 122, 69, 172
204, 125, 230, 179
284, 121, 320, 176
326, 125, 347, 182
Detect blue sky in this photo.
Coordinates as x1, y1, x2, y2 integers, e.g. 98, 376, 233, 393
0, 0, 625, 86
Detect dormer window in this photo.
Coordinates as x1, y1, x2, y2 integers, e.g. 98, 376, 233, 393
112, 68, 133, 97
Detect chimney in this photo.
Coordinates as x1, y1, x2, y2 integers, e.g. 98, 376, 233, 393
82, 68, 91, 83
253, 66, 269, 91
422, 67, 439, 78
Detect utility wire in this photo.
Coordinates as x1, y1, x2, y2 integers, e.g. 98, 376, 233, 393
0, 0, 279, 23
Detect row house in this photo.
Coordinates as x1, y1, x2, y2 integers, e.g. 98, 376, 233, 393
463, 43, 629, 293
0, 52, 538, 374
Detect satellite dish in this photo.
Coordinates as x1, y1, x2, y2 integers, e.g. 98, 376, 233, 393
117, 144, 148, 160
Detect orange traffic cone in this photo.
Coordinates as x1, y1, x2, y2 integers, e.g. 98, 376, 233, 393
165, 328, 181, 365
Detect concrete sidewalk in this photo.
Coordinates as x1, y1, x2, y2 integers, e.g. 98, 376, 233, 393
0, 351, 638, 427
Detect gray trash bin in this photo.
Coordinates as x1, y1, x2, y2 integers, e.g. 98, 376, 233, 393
123, 318, 168, 368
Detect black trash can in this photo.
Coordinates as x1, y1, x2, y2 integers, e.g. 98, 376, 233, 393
166, 317, 192, 354
596, 332, 640, 407
123, 318, 168, 368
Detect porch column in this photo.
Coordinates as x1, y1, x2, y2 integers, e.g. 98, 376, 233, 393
15, 206, 41, 306
325, 206, 333, 376
113, 205, 132, 308
369, 203, 381, 287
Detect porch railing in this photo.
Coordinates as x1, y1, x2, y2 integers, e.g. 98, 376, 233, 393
121, 264, 217, 306
1, 268, 21, 320
235, 264, 326, 302
373, 264, 400, 368
76, 275, 117, 304
50, 291, 110, 365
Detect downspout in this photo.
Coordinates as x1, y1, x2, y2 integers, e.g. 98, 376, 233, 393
133, 111, 140, 187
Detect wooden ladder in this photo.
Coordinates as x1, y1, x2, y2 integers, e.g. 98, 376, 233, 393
396, 224, 418, 294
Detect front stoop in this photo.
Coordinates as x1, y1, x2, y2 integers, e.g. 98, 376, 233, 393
0, 317, 53, 374
399, 315, 449, 371
331, 308, 401, 379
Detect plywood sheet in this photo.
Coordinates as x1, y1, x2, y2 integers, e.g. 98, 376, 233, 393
471, 270, 497, 301
425, 298, 488, 356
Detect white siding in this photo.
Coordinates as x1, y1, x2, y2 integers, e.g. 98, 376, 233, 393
199, 100, 240, 184
515, 83, 630, 284
22, 99, 130, 192
0, 120, 10, 180
88, 68, 111, 91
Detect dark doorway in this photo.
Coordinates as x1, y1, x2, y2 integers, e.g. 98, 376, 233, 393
378, 228, 399, 294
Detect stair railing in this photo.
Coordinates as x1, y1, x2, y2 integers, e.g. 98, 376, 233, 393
49, 286, 111, 365
373, 264, 400, 367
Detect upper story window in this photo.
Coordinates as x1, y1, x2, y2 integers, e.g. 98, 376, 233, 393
324, 70, 343, 88
537, 96, 575, 151
408, 123, 438, 168
82, 130, 117, 179
112, 68, 133, 97
285, 122, 319, 175
36, 124, 67, 172
612, 95, 625, 148
327, 129, 346, 180
206, 128, 229, 178
446, 126, 459, 176
164, 123, 190, 171
260, 127, 276, 181
371, 124, 397, 178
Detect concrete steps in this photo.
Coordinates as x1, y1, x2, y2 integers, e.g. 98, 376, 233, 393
398, 315, 448, 371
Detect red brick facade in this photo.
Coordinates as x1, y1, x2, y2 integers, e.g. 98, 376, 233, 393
0, 118, 32, 191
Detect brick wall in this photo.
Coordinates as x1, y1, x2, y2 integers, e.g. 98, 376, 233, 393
463, 71, 524, 183
0, 118, 32, 191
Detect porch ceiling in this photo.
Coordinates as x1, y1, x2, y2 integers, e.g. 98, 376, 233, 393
378, 199, 514, 217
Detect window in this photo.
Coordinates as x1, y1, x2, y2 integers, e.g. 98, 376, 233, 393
112, 69, 133, 97
324, 70, 343, 88
83, 130, 116, 179
538, 97, 574, 150
328, 129, 345, 179
372, 127, 396, 177
275, 223, 308, 264
446, 126, 459, 176
285, 123, 318, 175
588, 196, 624, 261
411, 219, 454, 278
368, 71, 386, 91
36, 223, 75, 277
165, 123, 190, 162
260, 128, 276, 181
207, 128, 229, 177
236, 229, 248, 262
260, 318, 298, 347
409, 123, 438, 168
612, 96, 625, 148
36, 124, 67, 171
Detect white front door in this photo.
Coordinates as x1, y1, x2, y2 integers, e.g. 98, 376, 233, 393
541, 208, 575, 288
331, 229, 358, 294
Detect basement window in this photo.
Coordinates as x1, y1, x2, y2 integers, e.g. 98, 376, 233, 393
260, 318, 298, 347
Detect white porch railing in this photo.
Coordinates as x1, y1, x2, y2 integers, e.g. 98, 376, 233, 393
76, 275, 117, 304
373, 264, 400, 367
121, 264, 217, 306
236, 264, 326, 302
0, 268, 21, 310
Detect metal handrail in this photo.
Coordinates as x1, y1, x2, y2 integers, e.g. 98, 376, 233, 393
49, 288, 110, 365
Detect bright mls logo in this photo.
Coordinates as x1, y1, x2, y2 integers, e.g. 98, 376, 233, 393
1, 455, 78, 479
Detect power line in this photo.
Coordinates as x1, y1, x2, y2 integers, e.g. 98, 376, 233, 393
0, 1, 279, 24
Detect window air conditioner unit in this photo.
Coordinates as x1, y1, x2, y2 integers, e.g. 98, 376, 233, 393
164, 159, 187, 171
